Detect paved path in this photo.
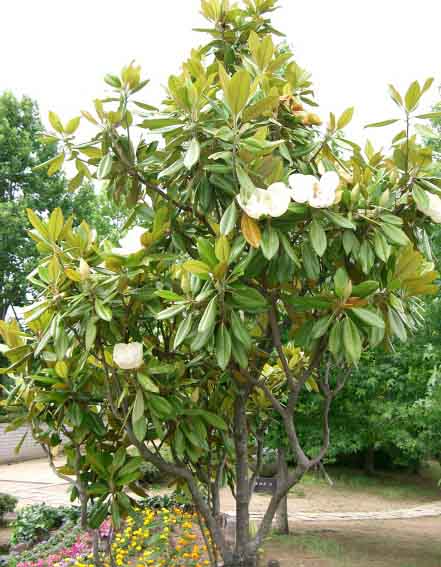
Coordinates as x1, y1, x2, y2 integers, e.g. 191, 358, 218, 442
225, 502, 441, 522
2, 458, 441, 522
0, 458, 70, 507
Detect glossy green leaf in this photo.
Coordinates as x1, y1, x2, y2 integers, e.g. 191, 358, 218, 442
381, 223, 409, 246
261, 225, 279, 260
350, 307, 385, 329
220, 201, 238, 235
184, 138, 200, 170
343, 317, 362, 365
95, 298, 112, 321
156, 304, 186, 320
311, 316, 332, 339
198, 296, 218, 333
48, 111, 64, 133
351, 281, 379, 298
334, 267, 351, 298
97, 154, 113, 179
137, 372, 159, 393
412, 186, 429, 210
173, 314, 193, 349
216, 323, 232, 370
310, 219, 327, 257
230, 311, 251, 349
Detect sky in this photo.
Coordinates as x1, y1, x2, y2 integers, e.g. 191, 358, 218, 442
1, 0, 440, 149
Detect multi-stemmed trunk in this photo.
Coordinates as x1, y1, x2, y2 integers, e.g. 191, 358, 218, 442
103, 324, 347, 567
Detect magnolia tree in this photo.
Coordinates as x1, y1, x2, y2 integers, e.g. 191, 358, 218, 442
2, 0, 441, 565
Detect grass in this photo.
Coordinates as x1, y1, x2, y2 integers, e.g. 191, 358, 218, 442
295, 463, 441, 501
284, 534, 344, 556
263, 532, 348, 567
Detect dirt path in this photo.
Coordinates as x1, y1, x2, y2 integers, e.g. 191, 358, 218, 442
2, 458, 441, 523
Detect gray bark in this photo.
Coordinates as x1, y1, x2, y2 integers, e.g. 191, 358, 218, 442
233, 387, 251, 562
275, 447, 289, 535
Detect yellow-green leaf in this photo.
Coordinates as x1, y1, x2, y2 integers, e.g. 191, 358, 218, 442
47, 153, 65, 176
64, 268, 81, 282
215, 236, 230, 263
64, 116, 81, 135
183, 260, 210, 275
48, 111, 64, 133
26, 209, 49, 239
405, 80, 421, 112
337, 107, 354, 130
48, 208, 64, 241
226, 69, 251, 117
81, 110, 99, 125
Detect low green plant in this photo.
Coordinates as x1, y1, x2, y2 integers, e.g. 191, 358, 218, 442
9, 521, 82, 565
11, 504, 81, 544
140, 490, 194, 512
0, 492, 17, 524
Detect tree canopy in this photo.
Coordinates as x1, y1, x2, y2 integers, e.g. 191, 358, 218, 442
2, 1, 441, 566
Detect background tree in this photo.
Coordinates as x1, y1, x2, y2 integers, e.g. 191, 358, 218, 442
0, 91, 119, 320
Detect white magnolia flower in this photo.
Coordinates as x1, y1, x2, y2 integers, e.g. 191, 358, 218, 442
289, 171, 340, 208
112, 226, 147, 256
237, 182, 291, 219
417, 192, 441, 224
113, 342, 143, 370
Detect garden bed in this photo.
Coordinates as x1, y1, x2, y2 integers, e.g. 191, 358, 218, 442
4, 503, 212, 567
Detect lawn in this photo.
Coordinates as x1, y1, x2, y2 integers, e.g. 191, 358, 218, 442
295, 461, 441, 501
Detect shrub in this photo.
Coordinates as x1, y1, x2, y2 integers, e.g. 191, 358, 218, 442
0, 492, 17, 524
11, 505, 81, 545
140, 490, 194, 512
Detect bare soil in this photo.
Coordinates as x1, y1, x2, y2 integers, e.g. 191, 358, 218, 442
218, 467, 441, 516
261, 517, 441, 567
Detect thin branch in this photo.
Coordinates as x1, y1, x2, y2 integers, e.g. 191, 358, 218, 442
41, 443, 76, 487
109, 130, 215, 235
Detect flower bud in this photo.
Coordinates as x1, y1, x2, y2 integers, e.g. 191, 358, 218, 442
79, 259, 90, 281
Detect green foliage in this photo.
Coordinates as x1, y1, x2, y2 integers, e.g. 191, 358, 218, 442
139, 490, 193, 512
11, 504, 80, 544
10, 521, 82, 565
286, 292, 441, 470
0, 492, 17, 523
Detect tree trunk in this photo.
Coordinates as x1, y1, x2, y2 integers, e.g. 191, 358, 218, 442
79, 490, 88, 530
233, 389, 251, 561
364, 446, 375, 475
0, 302, 7, 321
275, 448, 289, 535
92, 529, 102, 566
225, 552, 258, 567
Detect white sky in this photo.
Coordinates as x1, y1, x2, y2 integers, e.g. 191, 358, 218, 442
1, 0, 440, 150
